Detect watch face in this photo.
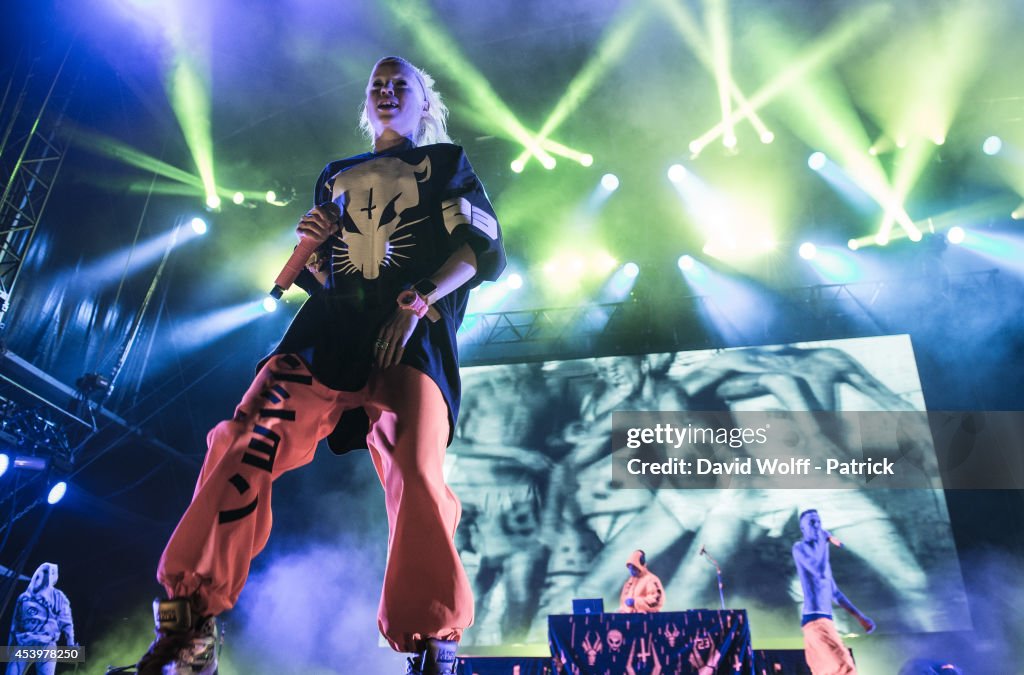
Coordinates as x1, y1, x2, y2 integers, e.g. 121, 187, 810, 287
398, 290, 417, 307
413, 279, 437, 297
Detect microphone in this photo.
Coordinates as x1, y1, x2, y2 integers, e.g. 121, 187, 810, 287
270, 202, 341, 298
825, 530, 843, 548
698, 544, 726, 610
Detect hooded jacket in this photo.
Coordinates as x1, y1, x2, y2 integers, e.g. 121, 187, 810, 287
618, 549, 665, 613
8, 563, 75, 647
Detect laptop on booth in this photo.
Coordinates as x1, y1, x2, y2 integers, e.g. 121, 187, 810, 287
572, 598, 605, 615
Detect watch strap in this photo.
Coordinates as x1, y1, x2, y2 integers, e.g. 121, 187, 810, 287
413, 278, 438, 299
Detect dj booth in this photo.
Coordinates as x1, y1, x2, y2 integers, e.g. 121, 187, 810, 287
457, 609, 757, 675
549, 609, 753, 674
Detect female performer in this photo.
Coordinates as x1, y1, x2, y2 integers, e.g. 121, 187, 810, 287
135, 56, 505, 675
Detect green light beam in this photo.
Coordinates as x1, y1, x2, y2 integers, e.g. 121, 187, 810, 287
657, 0, 771, 151
383, 0, 555, 167
885, 3, 992, 217
705, 0, 735, 147
68, 125, 205, 188
511, 3, 650, 169
684, 2, 889, 152
747, 5, 919, 240
167, 51, 219, 208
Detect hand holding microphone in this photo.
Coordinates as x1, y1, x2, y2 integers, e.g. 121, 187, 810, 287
825, 530, 843, 548
270, 202, 341, 298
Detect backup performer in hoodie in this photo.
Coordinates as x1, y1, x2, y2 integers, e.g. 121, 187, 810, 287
618, 549, 666, 613
6, 563, 75, 675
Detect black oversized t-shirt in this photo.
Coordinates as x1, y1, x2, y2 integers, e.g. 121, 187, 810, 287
265, 140, 505, 453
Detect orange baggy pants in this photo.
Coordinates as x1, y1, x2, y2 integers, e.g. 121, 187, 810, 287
156, 354, 473, 651
802, 618, 857, 675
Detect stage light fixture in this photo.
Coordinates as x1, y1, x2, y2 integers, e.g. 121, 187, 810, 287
541, 156, 557, 170
760, 131, 775, 144
0, 453, 8, 478
688, 140, 702, 156
262, 188, 295, 207
982, 136, 1002, 156
667, 164, 686, 183
807, 152, 827, 171
799, 242, 818, 260
75, 373, 111, 405
232, 191, 245, 205
190, 217, 208, 235
933, 136, 946, 146
510, 159, 525, 174
601, 173, 620, 191
848, 238, 860, 251
506, 273, 523, 290
262, 297, 278, 313
13, 456, 47, 471
723, 133, 737, 149
875, 233, 890, 246
908, 230, 923, 242
580, 154, 594, 167
1013, 205, 1024, 220
601, 262, 639, 302
678, 255, 695, 271
205, 194, 221, 210
47, 481, 67, 505
947, 226, 966, 244
868, 146, 878, 156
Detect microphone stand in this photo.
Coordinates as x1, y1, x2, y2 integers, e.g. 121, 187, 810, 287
700, 547, 726, 610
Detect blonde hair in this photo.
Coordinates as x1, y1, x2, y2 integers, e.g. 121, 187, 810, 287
359, 56, 452, 148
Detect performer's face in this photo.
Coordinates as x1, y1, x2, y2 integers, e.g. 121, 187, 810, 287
366, 59, 427, 141
800, 511, 822, 541
627, 563, 640, 577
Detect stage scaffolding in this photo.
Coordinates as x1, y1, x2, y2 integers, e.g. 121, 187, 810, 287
457, 268, 1003, 365
0, 44, 76, 330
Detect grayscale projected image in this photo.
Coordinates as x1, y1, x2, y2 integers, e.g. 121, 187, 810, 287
446, 335, 968, 645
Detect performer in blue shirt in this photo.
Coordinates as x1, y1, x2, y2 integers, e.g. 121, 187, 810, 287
793, 509, 875, 675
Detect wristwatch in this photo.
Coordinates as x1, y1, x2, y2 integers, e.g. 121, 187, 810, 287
397, 288, 430, 319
